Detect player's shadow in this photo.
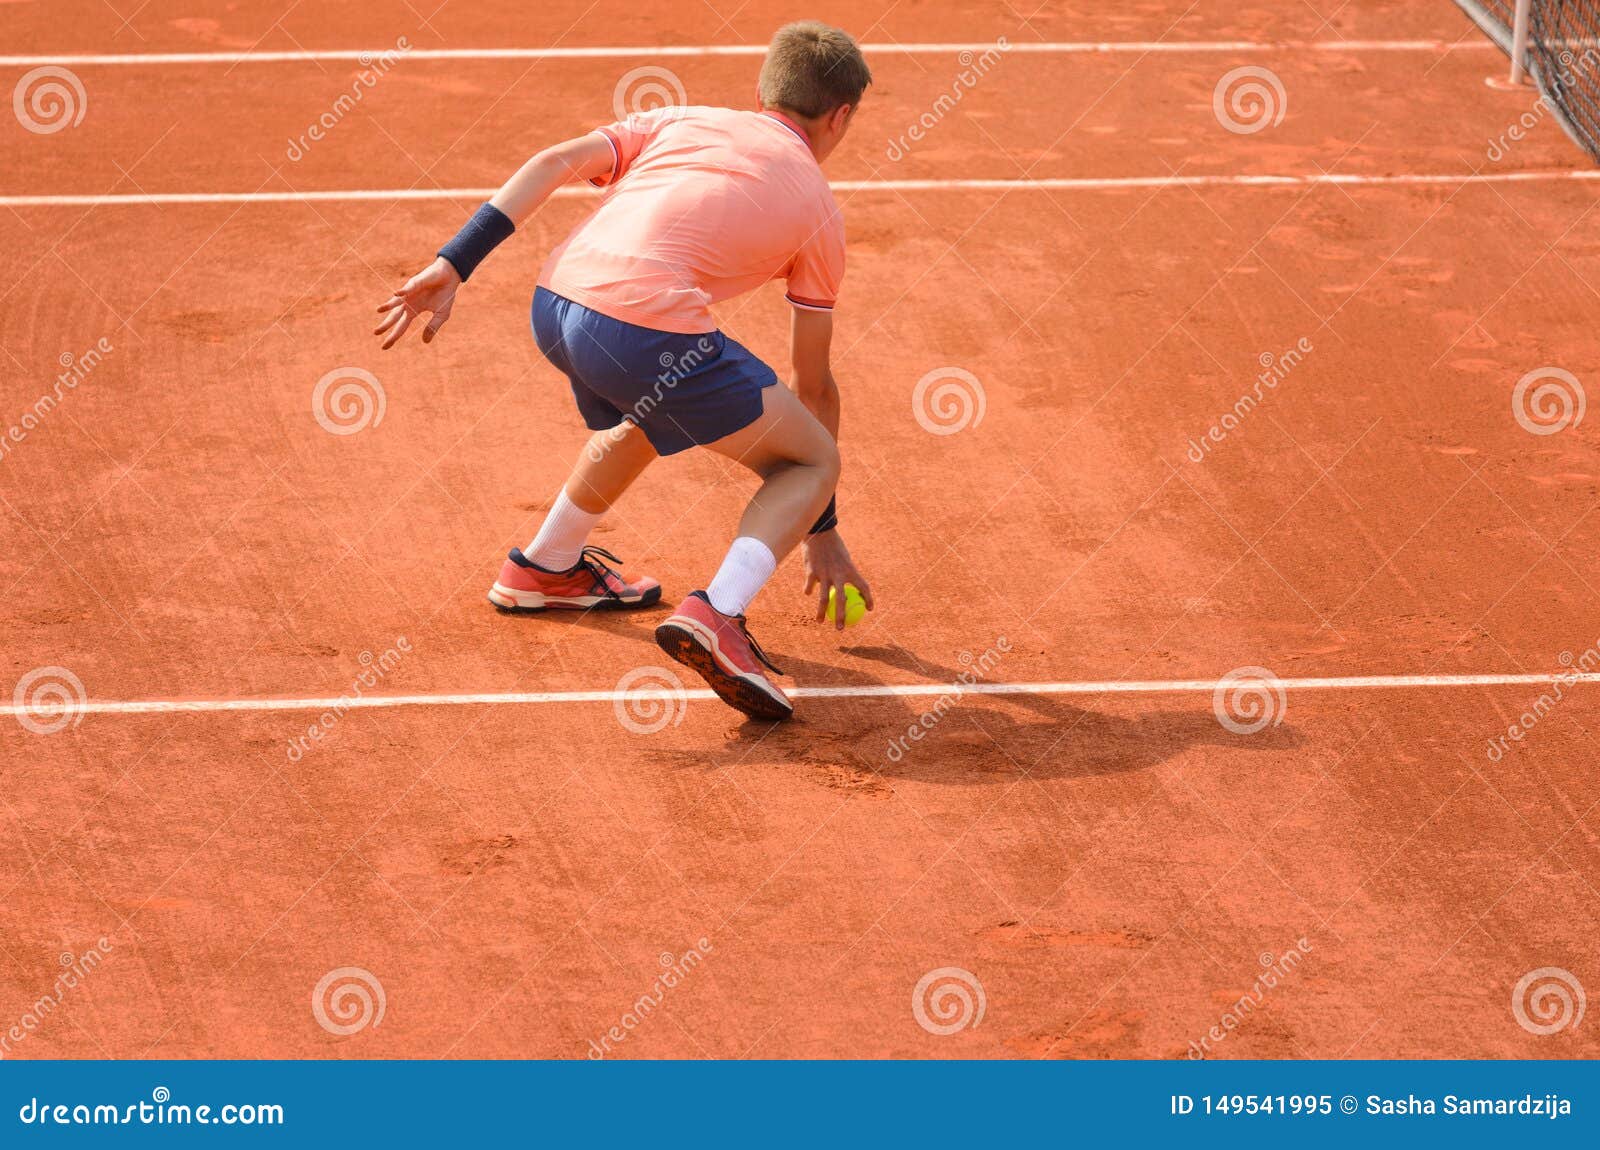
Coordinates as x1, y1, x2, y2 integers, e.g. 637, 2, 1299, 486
714, 641, 1306, 787
517, 619, 1302, 786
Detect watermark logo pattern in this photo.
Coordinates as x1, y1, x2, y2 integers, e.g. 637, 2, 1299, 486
912, 367, 986, 436
612, 66, 687, 120
1212, 666, 1286, 734
1512, 367, 1584, 435
13, 66, 87, 134
613, 666, 689, 734
311, 967, 386, 1036
312, 367, 386, 435
13, 666, 87, 734
884, 39, 1010, 161
1512, 967, 1584, 1035
912, 967, 986, 1035
1212, 66, 1286, 135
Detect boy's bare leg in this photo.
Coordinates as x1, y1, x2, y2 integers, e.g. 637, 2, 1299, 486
689, 383, 839, 620
705, 383, 840, 560
523, 420, 656, 570
649, 385, 837, 720
490, 418, 662, 611
564, 420, 658, 512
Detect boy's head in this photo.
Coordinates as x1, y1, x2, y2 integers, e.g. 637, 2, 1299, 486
757, 21, 871, 159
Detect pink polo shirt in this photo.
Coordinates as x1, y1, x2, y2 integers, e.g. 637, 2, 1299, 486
537, 106, 846, 335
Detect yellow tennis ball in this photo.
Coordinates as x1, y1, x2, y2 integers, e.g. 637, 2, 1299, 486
826, 583, 867, 627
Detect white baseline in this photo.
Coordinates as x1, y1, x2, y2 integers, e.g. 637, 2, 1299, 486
5, 170, 1600, 208
5, 672, 1600, 719
0, 40, 1498, 66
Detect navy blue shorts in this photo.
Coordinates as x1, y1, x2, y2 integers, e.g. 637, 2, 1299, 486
531, 287, 779, 456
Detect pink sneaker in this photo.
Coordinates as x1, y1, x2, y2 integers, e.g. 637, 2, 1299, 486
488, 546, 661, 612
654, 591, 793, 720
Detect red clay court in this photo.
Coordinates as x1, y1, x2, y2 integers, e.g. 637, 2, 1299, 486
2, 1, 1599, 1059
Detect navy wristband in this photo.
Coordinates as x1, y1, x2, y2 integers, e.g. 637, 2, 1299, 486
809, 495, 838, 535
438, 202, 515, 282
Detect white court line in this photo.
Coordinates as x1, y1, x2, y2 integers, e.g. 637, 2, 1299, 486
4, 672, 1597, 719
6, 170, 1600, 208
0, 41, 1499, 66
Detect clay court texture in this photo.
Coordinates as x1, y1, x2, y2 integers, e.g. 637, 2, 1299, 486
2, 0, 1599, 1060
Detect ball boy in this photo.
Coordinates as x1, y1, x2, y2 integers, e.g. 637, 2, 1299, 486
376, 22, 874, 719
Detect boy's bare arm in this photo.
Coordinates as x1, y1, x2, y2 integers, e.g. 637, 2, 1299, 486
789, 308, 840, 435
489, 133, 615, 223
374, 134, 614, 349
790, 308, 874, 627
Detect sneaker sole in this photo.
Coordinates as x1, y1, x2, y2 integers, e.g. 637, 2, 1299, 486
487, 583, 662, 613
654, 618, 794, 721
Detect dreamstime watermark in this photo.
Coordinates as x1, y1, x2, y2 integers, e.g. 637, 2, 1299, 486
884, 39, 1010, 161
885, 638, 1010, 762
1212, 65, 1286, 134
586, 939, 713, 1058
17, 1087, 283, 1127
311, 967, 385, 1036
286, 37, 412, 161
285, 638, 411, 761
1186, 337, 1313, 462
585, 337, 720, 462
1212, 666, 1287, 734
312, 366, 386, 435
0, 939, 114, 1059
1511, 367, 1584, 436
1487, 45, 1600, 162
1187, 939, 1312, 1058
912, 367, 986, 436
1484, 642, 1600, 761
613, 666, 689, 734
612, 65, 688, 120
1512, 967, 1584, 1035
1, 339, 114, 465
13, 66, 86, 134
912, 967, 985, 1035
12, 666, 87, 735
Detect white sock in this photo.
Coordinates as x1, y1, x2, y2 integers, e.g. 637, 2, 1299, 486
525, 490, 603, 570
705, 537, 777, 617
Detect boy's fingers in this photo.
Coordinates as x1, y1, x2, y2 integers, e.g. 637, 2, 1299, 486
422, 309, 450, 343
856, 579, 875, 610
380, 311, 414, 349
376, 296, 404, 314
373, 307, 406, 336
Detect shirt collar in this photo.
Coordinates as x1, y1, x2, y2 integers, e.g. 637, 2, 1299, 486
761, 109, 814, 153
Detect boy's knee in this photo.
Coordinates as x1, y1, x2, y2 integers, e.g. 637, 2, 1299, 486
758, 430, 837, 481
815, 438, 841, 485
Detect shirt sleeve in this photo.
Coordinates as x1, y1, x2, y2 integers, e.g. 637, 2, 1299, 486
587, 107, 676, 187
785, 206, 846, 313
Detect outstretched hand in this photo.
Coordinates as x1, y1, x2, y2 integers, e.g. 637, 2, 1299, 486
803, 529, 874, 631
374, 257, 462, 349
